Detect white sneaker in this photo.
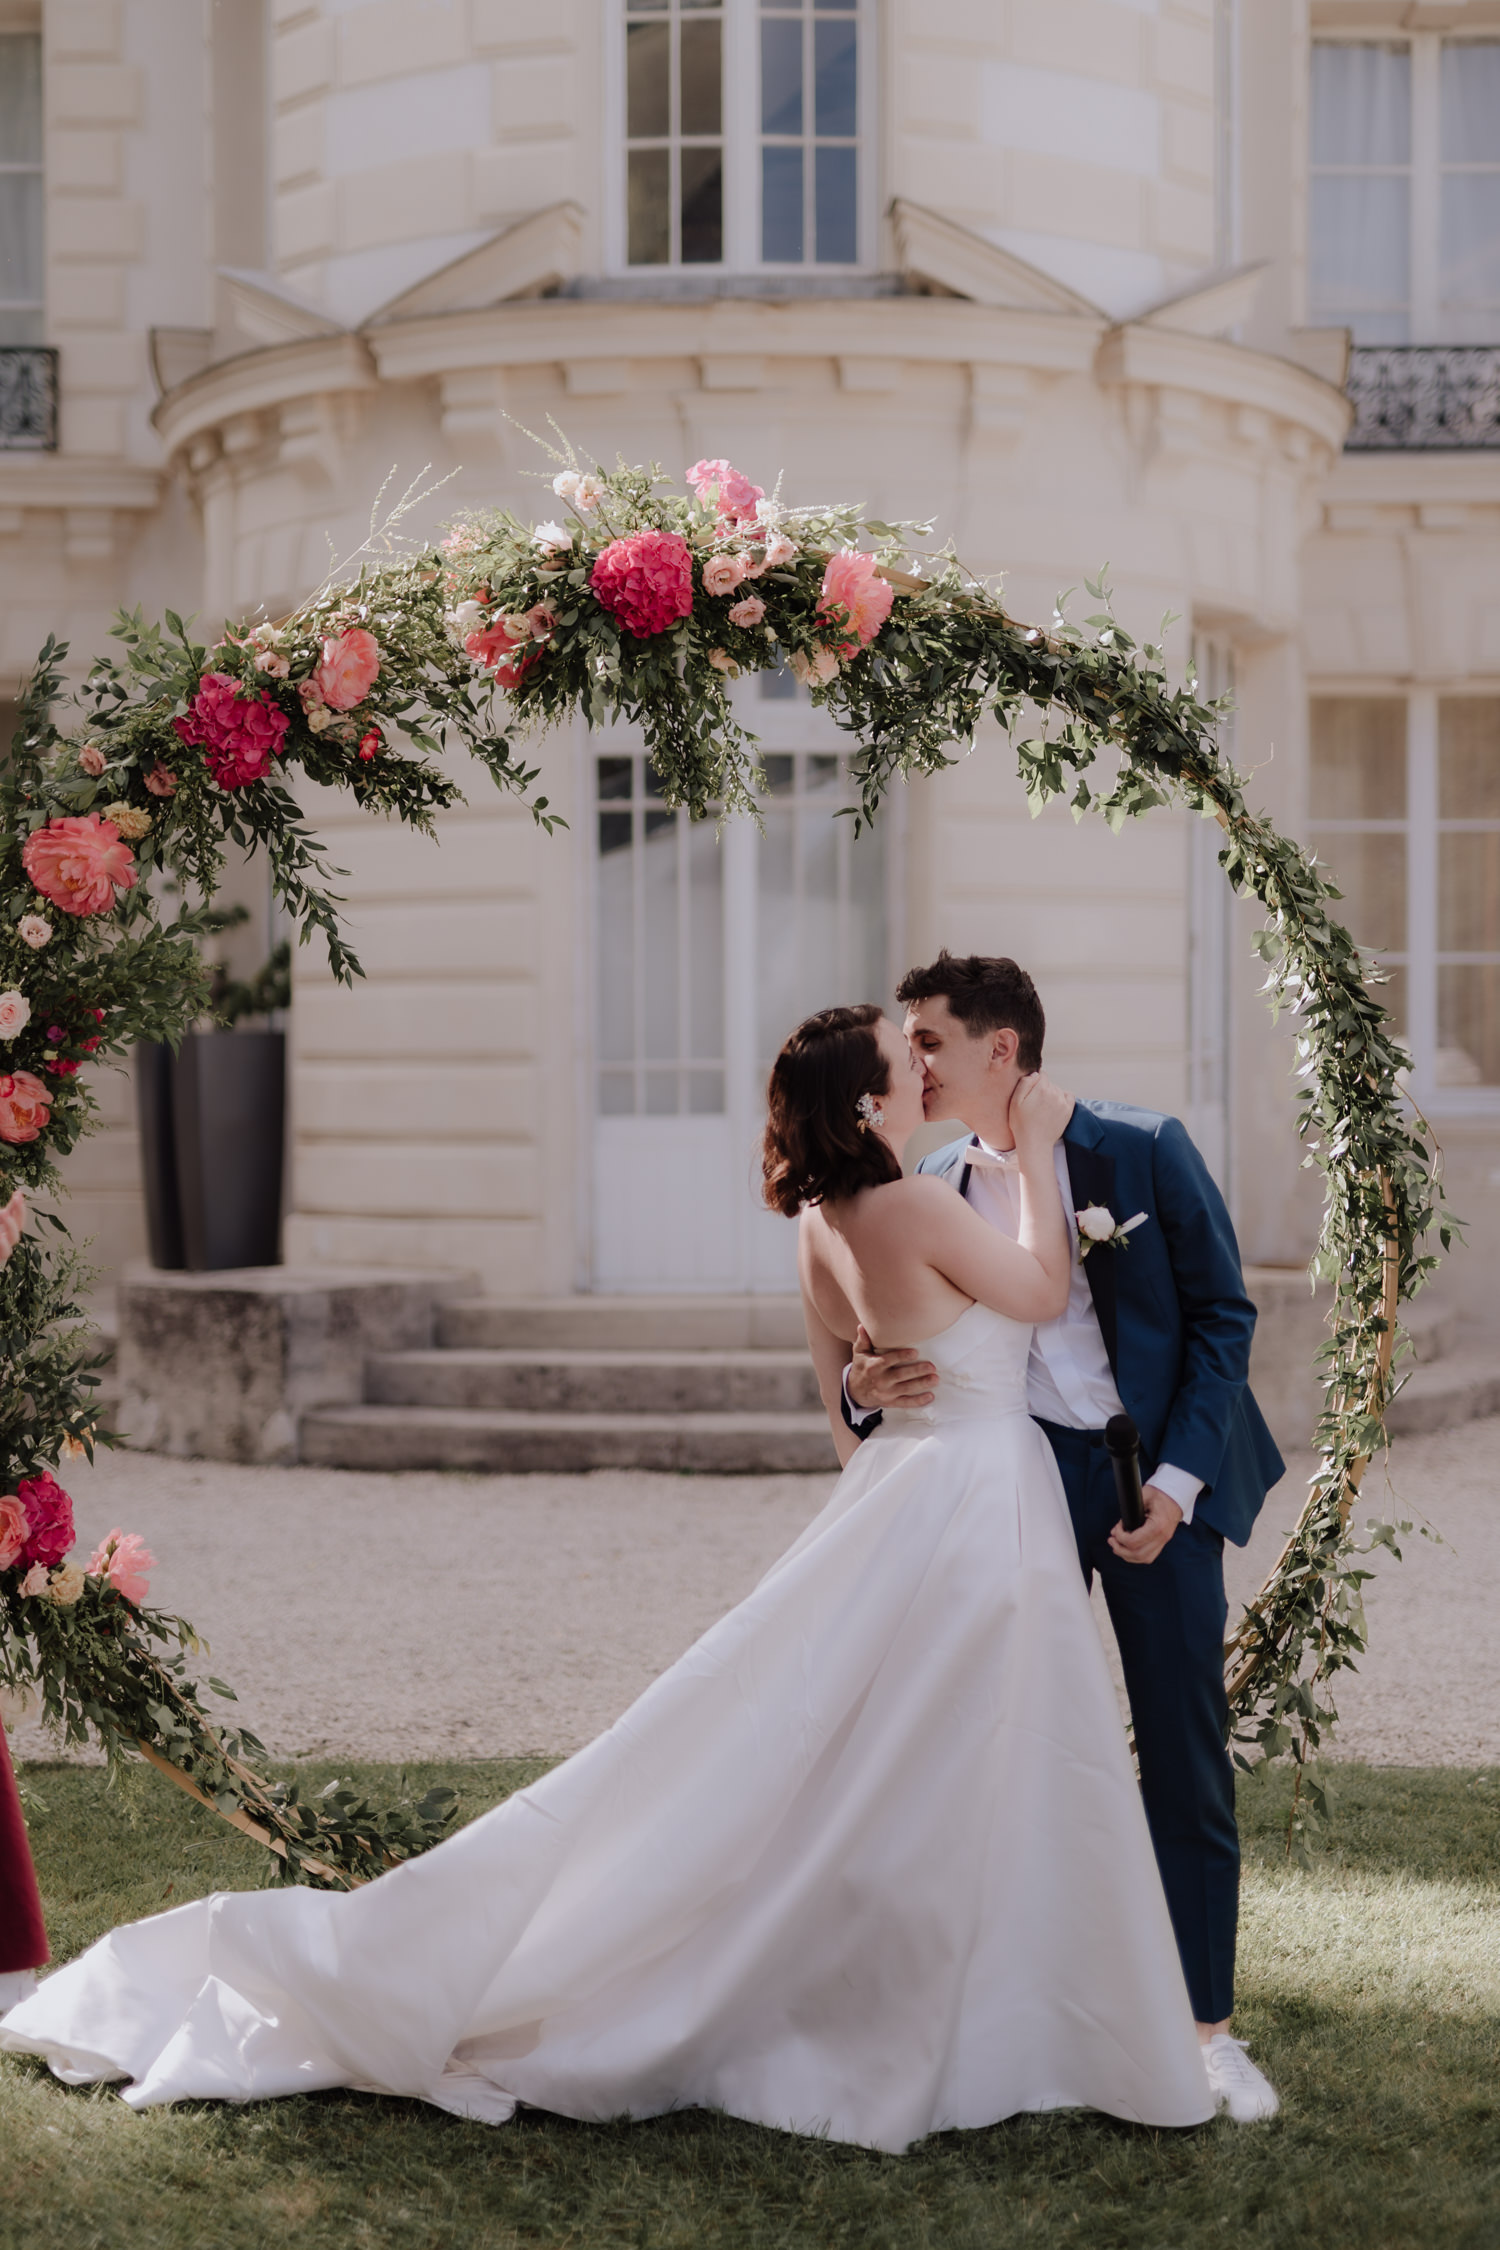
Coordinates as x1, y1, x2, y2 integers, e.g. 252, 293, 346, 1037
1202, 2033, 1280, 2123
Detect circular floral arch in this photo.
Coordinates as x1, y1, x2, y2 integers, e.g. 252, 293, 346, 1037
0, 452, 1442, 1882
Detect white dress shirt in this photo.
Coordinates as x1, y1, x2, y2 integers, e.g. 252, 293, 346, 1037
843, 1137, 1203, 1522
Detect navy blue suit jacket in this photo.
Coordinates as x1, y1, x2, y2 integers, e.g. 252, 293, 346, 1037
917, 1101, 1284, 1548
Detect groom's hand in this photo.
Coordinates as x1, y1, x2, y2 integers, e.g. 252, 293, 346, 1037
1108, 1483, 1183, 1566
847, 1325, 938, 1413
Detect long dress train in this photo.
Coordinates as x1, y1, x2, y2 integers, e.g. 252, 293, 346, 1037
1, 1301, 1213, 2151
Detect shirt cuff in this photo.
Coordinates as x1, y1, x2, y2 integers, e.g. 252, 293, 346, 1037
1144, 1461, 1203, 1524
841, 1360, 881, 1432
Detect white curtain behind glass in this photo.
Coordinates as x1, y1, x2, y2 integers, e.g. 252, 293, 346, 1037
0, 33, 43, 345
1309, 41, 1411, 342
1441, 40, 1500, 339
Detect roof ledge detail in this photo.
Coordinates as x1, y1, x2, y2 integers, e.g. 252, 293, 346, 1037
889, 199, 1104, 317
363, 204, 586, 327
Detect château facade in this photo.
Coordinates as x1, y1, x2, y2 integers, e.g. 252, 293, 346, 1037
4, 0, 1497, 1313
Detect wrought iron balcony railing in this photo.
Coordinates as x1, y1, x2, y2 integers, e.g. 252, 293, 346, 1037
0, 346, 57, 451
1345, 344, 1500, 450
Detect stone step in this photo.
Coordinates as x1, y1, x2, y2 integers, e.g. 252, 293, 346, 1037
1385, 1336, 1500, 1438
438, 1295, 806, 1353
366, 1347, 822, 1415
299, 1404, 840, 1475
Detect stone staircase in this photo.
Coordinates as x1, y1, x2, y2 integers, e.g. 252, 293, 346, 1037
299, 1297, 841, 1473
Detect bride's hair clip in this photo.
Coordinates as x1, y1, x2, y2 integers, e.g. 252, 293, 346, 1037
856, 1092, 885, 1132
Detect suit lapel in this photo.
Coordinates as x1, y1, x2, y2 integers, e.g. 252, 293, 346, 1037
1064, 1111, 1119, 1375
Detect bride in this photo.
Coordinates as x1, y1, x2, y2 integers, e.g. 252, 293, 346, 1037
1, 1004, 1212, 2150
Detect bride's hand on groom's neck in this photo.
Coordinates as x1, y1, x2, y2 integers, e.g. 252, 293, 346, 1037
1007, 1071, 1074, 1155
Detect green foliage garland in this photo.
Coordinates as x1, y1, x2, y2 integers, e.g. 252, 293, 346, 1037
0, 448, 1442, 1883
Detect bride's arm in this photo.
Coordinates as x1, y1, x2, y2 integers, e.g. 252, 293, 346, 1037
797, 1222, 863, 1467
908, 1075, 1074, 1323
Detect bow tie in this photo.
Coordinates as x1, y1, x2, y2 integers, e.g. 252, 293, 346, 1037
965, 1142, 1019, 1171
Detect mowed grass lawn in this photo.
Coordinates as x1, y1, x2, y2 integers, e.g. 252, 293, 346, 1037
2, 1758, 1498, 2250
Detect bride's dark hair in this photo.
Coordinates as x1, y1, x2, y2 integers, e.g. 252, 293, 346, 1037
762, 1004, 902, 1217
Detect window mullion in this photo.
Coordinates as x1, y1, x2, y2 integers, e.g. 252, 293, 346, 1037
1410, 31, 1440, 341
1408, 688, 1439, 1098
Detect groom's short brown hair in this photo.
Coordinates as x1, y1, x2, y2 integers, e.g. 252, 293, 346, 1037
895, 952, 1045, 1072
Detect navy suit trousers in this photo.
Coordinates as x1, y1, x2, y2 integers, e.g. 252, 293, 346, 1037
1038, 1419, 1240, 2025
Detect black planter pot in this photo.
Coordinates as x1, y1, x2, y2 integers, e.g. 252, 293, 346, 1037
135, 1031, 286, 1271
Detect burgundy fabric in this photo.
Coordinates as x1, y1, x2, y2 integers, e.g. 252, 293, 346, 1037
0, 1722, 48, 1972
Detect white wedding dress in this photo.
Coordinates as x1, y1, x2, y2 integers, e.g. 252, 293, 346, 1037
2, 1300, 1212, 2150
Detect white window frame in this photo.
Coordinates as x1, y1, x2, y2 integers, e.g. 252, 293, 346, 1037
0, 27, 43, 342
604, 0, 877, 278
1308, 685, 1500, 1119
1310, 28, 1500, 343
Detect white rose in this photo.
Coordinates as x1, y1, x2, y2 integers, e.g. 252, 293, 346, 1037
0, 990, 30, 1040
305, 703, 333, 733
533, 520, 573, 552
552, 471, 582, 502
17, 916, 51, 949
575, 474, 605, 512
447, 600, 486, 633
48, 1561, 86, 1605
1077, 1205, 1116, 1242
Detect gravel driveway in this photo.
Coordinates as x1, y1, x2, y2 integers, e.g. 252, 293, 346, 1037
7, 1420, 1497, 1767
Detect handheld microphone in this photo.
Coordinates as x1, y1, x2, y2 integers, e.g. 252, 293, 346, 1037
1104, 1413, 1147, 1532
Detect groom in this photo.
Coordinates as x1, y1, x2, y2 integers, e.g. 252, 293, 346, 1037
842, 952, 1285, 2124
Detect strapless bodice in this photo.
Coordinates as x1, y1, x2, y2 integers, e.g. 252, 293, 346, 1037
878, 1299, 1032, 1429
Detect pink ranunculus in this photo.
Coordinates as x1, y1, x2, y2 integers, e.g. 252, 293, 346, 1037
16, 1472, 73, 1569
173, 672, 291, 791
762, 531, 798, 570
817, 549, 895, 653
314, 627, 381, 711
789, 644, 841, 688
254, 647, 290, 678
728, 594, 766, 628
0, 1070, 51, 1145
0, 991, 29, 1040
707, 648, 739, 676
465, 617, 540, 691
590, 529, 695, 638
702, 553, 749, 598
87, 1527, 156, 1606
525, 602, 557, 640
22, 814, 138, 918
143, 762, 177, 798
0, 1493, 27, 1571
78, 744, 106, 777
686, 459, 765, 523
18, 1560, 47, 1597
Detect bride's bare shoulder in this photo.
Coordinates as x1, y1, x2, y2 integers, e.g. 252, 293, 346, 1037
856, 1173, 961, 1227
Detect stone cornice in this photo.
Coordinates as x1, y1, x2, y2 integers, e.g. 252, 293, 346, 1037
1324, 449, 1500, 508
0, 456, 161, 512
1097, 323, 1352, 453
152, 336, 378, 456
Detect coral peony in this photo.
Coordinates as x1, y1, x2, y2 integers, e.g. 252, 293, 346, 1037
686, 459, 765, 523
727, 594, 766, 628
174, 673, 290, 790
817, 550, 894, 652
465, 616, 541, 691
22, 814, 138, 917
314, 627, 381, 711
702, 553, 749, 598
78, 743, 106, 777
0, 991, 29, 1039
590, 529, 695, 637
144, 761, 177, 798
17, 1472, 73, 1569
0, 1071, 53, 1144
16, 915, 51, 948
0, 1493, 26, 1572
88, 1527, 156, 1605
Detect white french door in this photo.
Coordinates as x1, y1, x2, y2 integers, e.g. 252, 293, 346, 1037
590, 675, 889, 1291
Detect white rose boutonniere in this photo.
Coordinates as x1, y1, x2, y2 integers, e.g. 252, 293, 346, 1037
1075, 1205, 1148, 1259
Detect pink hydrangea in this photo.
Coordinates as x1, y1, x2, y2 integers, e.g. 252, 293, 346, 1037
174, 672, 291, 790
314, 628, 381, 711
590, 530, 695, 638
0, 1070, 51, 1145
22, 814, 138, 918
686, 459, 765, 524
16, 1472, 73, 1570
87, 1527, 156, 1605
464, 616, 541, 691
817, 550, 894, 654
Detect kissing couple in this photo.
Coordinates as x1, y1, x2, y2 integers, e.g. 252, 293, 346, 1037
4, 953, 1284, 2150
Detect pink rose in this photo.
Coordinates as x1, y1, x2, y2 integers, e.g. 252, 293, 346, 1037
174, 673, 290, 790
22, 814, 138, 917
707, 648, 739, 676
314, 628, 381, 711
525, 602, 557, 640
143, 762, 177, 798
78, 744, 106, 777
87, 1527, 156, 1606
789, 645, 841, 688
702, 553, 749, 598
0, 1493, 26, 1571
817, 550, 895, 653
19, 1561, 48, 1597
0, 1071, 53, 1145
728, 595, 766, 628
465, 616, 540, 691
590, 529, 695, 637
686, 459, 765, 523
254, 647, 290, 678
16, 1472, 73, 1569
763, 531, 798, 570
16, 915, 51, 948
0, 991, 30, 1039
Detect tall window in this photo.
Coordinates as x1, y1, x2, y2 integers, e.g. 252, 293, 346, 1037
1309, 696, 1500, 1101
618, 0, 866, 272
0, 33, 42, 345
1310, 36, 1500, 342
